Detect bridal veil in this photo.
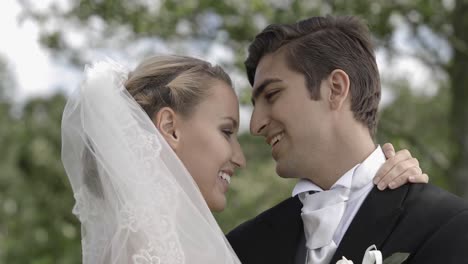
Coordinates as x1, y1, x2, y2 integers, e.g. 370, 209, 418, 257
61, 60, 241, 264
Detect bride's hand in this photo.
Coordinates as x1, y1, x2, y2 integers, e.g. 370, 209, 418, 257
373, 143, 429, 190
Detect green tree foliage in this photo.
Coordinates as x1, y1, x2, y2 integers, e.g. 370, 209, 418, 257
0, 56, 15, 102
377, 82, 453, 190
0, 93, 81, 263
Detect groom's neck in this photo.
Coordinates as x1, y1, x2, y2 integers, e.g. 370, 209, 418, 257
308, 124, 376, 190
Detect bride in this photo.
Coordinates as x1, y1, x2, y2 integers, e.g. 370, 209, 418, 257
61, 55, 427, 263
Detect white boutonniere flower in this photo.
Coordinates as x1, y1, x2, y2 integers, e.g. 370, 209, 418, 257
336, 256, 354, 264
337, 245, 381, 264
337, 245, 410, 264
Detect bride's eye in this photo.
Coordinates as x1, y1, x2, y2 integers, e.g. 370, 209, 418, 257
222, 129, 234, 138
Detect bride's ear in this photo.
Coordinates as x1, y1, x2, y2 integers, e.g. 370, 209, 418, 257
153, 107, 180, 149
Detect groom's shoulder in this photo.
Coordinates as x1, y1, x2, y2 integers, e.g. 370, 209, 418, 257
388, 184, 468, 261
394, 183, 468, 230
405, 183, 468, 214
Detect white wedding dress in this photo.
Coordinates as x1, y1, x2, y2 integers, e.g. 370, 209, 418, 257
61, 60, 241, 264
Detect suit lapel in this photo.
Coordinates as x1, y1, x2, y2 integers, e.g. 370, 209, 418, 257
331, 185, 409, 263
266, 196, 304, 263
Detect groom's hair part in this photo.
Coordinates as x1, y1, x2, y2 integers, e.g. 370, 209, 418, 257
245, 15, 381, 136
124, 55, 232, 119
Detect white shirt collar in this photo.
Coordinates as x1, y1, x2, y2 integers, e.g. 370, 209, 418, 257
292, 145, 385, 197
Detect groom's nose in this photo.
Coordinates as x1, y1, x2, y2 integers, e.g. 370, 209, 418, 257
250, 105, 269, 136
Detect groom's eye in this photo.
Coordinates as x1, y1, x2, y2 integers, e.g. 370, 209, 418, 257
265, 90, 280, 102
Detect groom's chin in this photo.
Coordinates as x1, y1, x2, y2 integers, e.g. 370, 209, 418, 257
275, 161, 296, 179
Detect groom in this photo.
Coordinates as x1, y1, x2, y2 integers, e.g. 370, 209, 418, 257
227, 15, 468, 263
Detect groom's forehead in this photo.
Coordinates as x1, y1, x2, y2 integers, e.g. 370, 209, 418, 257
250, 50, 304, 105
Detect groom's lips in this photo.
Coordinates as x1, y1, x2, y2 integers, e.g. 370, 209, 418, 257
266, 132, 284, 146
270, 136, 284, 160
271, 142, 280, 160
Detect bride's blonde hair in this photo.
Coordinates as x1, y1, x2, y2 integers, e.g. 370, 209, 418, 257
125, 55, 232, 118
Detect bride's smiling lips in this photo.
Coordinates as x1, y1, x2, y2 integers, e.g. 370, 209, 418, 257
219, 169, 233, 183
217, 169, 233, 193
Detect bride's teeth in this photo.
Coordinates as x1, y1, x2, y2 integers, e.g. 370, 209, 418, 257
218, 172, 231, 184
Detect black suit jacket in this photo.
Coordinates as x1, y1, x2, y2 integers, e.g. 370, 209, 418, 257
227, 183, 468, 264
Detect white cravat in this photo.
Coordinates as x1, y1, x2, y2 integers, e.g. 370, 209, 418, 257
301, 187, 349, 264
298, 146, 386, 264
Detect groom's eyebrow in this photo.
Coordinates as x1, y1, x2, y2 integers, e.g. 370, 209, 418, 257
251, 78, 283, 105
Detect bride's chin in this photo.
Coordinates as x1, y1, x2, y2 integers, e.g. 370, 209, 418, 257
208, 196, 227, 212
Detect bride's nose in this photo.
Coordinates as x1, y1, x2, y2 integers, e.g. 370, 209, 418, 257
231, 139, 246, 169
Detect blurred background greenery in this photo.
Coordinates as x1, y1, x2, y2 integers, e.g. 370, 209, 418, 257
1, 0, 467, 263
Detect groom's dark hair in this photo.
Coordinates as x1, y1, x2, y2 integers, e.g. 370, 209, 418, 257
245, 15, 381, 136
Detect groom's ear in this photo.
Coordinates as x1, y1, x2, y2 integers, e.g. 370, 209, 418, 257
326, 69, 350, 111
154, 107, 180, 149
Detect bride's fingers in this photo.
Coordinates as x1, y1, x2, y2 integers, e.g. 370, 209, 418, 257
382, 143, 396, 158
408, 173, 429, 184
374, 148, 414, 186
387, 166, 423, 189
375, 156, 419, 190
